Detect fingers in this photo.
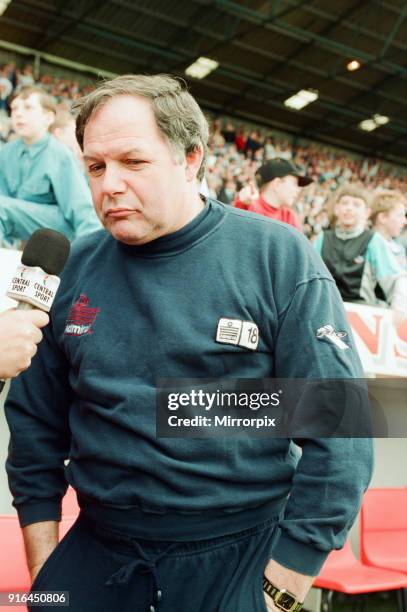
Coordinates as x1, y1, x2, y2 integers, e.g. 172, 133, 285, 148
13, 310, 48, 345
0, 309, 50, 379
27, 309, 50, 330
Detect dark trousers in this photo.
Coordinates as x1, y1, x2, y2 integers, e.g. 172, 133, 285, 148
29, 513, 278, 612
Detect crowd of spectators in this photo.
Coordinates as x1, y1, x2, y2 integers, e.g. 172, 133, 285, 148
0, 58, 406, 248
0, 61, 94, 145
206, 119, 407, 242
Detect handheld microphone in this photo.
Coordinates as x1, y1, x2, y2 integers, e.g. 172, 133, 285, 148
6, 228, 70, 311
0, 229, 70, 392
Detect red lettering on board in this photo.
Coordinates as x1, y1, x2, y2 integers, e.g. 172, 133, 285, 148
394, 319, 407, 360
347, 312, 383, 355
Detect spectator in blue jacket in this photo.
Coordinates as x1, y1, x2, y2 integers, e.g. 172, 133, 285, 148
370, 189, 406, 270
0, 85, 100, 247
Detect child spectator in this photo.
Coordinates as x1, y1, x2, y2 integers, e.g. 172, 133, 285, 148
0, 85, 100, 246
370, 190, 406, 269
49, 109, 84, 167
314, 184, 406, 326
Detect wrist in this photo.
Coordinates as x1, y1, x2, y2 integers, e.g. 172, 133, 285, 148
263, 575, 304, 612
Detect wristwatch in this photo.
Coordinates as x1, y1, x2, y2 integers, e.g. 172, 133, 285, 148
263, 576, 303, 612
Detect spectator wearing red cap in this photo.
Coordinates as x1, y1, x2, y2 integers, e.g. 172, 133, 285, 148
234, 158, 312, 230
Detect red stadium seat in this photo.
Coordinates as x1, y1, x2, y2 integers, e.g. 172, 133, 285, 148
314, 539, 407, 612
0, 515, 31, 592
0, 514, 76, 609
361, 488, 407, 574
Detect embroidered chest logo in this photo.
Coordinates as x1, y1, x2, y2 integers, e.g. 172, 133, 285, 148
316, 324, 349, 350
216, 318, 259, 350
64, 294, 100, 336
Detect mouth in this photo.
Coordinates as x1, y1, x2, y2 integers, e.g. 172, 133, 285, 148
106, 208, 139, 219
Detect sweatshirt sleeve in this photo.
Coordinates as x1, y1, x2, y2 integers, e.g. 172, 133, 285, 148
270, 276, 374, 575
5, 316, 73, 527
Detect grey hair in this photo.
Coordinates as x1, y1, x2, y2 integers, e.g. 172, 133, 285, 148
74, 74, 209, 181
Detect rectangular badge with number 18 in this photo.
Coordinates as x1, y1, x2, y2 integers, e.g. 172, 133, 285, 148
216, 318, 259, 350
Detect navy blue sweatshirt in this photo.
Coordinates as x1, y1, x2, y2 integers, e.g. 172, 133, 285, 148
5, 200, 373, 575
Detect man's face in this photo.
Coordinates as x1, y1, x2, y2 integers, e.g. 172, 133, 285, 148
334, 195, 369, 230
10, 93, 54, 144
380, 203, 406, 238
83, 95, 202, 245
274, 174, 301, 207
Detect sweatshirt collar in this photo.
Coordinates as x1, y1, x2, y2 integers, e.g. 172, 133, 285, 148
118, 198, 224, 257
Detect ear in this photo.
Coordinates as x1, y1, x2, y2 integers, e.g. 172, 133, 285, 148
374, 210, 385, 224
185, 144, 204, 182
45, 110, 56, 130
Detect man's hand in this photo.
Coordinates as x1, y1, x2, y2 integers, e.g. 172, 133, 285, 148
0, 309, 49, 379
263, 558, 315, 612
22, 521, 59, 584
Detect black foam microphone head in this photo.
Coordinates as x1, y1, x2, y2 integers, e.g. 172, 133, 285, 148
21, 229, 71, 276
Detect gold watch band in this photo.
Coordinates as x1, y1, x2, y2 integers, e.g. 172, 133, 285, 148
263, 576, 303, 612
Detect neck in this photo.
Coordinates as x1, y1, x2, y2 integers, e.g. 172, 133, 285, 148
335, 224, 365, 239
376, 226, 392, 241
174, 190, 205, 233
21, 131, 47, 146
261, 190, 280, 209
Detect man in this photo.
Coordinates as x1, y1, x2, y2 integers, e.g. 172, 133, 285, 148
0, 309, 48, 382
234, 158, 312, 230
6, 75, 372, 612
314, 184, 406, 326
0, 86, 100, 247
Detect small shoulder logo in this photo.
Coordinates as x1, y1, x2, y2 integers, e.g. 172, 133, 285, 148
354, 255, 364, 264
316, 324, 349, 350
216, 317, 259, 350
64, 294, 100, 336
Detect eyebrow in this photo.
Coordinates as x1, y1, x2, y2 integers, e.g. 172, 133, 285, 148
83, 148, 144, 162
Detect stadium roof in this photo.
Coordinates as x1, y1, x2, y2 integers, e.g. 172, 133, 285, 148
1, 0, 406, 165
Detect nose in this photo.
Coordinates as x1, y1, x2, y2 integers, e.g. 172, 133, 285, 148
101, 163, 126, 197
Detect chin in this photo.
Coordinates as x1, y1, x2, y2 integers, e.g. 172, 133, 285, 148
110, 226, 152, 246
